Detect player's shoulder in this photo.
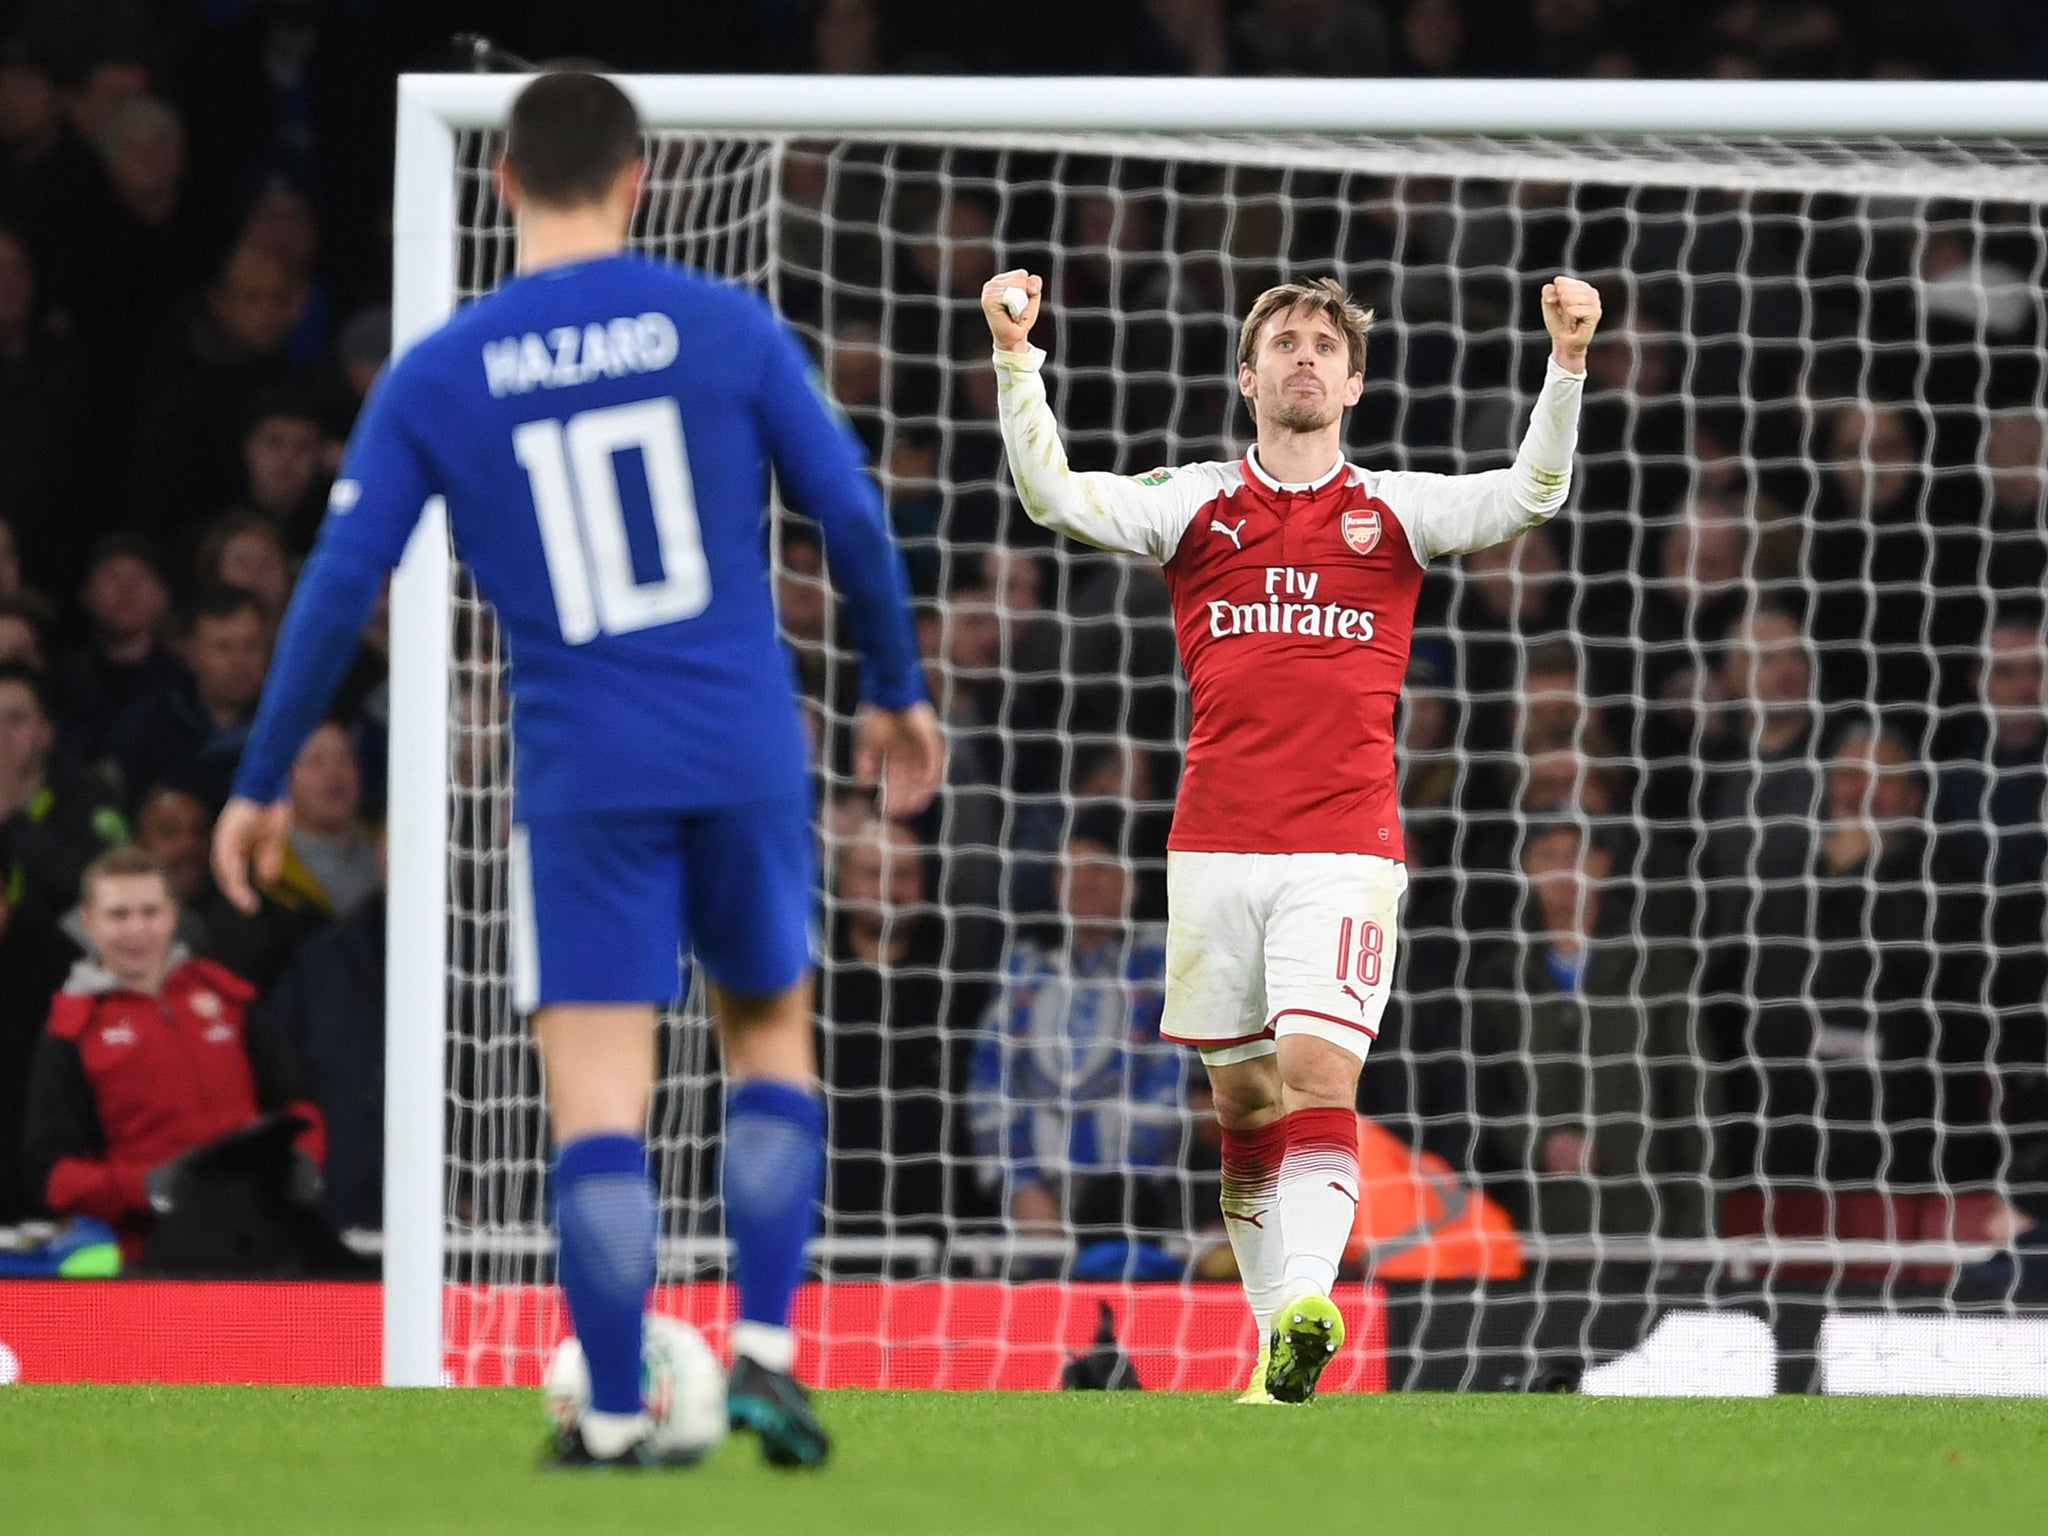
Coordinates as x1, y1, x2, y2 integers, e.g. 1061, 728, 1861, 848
1345, 459, 1494, 501
1125, 458, 1243, 504
1341, 462, 1403, 494
581, 258, 798, 375
439, 254, 767, 334
609, 256, 787, 343
1340, 464, 1434, 537
372, 298, 489, 402
433, 256, 788, 402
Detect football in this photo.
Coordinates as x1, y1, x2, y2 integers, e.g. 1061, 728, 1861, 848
542, 1315, 730, 1464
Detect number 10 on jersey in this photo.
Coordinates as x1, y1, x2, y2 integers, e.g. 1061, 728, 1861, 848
512, 397, 713, 644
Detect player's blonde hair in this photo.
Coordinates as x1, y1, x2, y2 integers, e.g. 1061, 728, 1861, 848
1237, 278, 1373, 379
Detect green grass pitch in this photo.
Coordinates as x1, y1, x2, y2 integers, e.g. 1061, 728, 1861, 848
4, 1388, 2044, 1535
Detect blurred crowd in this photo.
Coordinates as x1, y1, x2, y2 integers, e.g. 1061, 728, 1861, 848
791, 0, 2048, 83
0, 0, 2045, 1287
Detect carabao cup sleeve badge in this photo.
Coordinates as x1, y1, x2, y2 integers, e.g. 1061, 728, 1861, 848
1340, 506, 1383, 556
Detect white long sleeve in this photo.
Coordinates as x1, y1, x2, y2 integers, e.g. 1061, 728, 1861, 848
992, 345, 1219, 563
1371, 356, 1586, 563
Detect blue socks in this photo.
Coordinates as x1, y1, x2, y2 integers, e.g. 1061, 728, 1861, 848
551, 1083, 821, 1408
554, 1134, 656, 1416
723, 1079, 826, 1328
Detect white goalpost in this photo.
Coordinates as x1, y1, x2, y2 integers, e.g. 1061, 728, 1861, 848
385, 74, 2048, 1392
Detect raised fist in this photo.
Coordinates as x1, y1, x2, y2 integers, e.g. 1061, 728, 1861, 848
1541, 275, 1602, 371
981, 268, 1043, 354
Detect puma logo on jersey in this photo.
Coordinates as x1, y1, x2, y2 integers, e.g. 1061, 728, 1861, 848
1210, 517, 1247, 550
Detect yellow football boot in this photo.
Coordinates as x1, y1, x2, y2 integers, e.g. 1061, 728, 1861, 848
1264, 1293, 1344, 1404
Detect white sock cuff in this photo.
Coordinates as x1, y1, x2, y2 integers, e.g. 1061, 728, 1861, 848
579, 1408, 649, 1458
1281, 1259, 1340, 1300
731, 1319, 796, 1373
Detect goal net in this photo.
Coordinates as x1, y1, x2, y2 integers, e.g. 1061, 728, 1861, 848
392, 78, 2048, 1395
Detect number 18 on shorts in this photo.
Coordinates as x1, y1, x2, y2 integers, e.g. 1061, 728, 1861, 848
1160, 851, 1408, 1064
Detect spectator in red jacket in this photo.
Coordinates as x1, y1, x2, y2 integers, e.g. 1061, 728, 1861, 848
22, 844, 325, 1255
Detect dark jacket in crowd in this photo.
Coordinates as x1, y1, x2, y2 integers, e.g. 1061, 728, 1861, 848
0, 756, 127, 916
0, 320, 95, 589
124, 294, 306, 540
1469, 917, 1717, 1238
0, 891, 77, 1224
51, 642, 192, 765
251, 892, 385, 1231
1936, 719, 2048, 1021
1748, 826, 1965, 1186
818, 914, 990, 1234
1696, 724, 1821, 1074
107, 681, 251, 813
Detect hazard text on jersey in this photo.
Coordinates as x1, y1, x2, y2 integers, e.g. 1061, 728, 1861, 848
482, 312, 682, 397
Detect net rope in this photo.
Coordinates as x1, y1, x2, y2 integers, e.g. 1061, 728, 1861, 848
438, 125, 2048, 1391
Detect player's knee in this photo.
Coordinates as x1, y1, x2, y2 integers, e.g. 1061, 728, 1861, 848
710, 975, 813, 1032
547, 1070, 652, 1141
711, 976, 818, 1084
1200, 1047, 1282, 1130
532, 1003, 658, 1139
1274, 1032, 1364, 1109
1209, 1085, 1281, 1131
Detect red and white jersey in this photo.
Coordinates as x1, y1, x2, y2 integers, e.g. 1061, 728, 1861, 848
993, 346, 1585, 860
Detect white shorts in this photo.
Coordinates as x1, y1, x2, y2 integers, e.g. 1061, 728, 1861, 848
1160, 851, 1408, 1065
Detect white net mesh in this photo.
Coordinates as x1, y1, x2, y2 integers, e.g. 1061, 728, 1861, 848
435, 120, 2048, 1391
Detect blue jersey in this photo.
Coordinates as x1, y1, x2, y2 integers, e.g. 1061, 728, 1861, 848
233, 254, 924, 816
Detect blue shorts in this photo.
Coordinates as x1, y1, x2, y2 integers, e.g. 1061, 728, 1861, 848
508, 797, 815, 1009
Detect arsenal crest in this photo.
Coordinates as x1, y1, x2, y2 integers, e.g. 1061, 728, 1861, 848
1340, 506, 1382, 556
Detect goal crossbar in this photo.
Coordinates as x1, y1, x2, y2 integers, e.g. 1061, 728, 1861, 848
397, 74, 2048, 137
